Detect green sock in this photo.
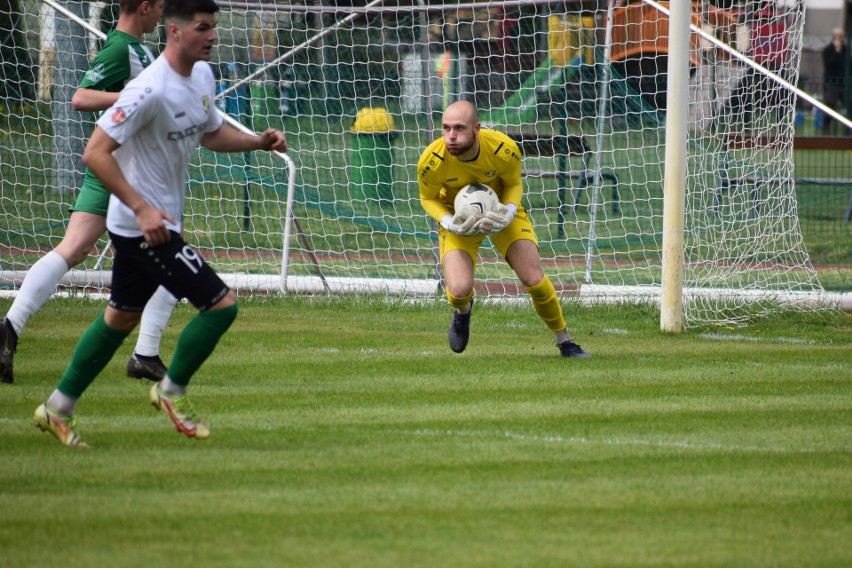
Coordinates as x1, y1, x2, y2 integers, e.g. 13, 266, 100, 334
167, 304, 238, 387
57, 313, 130, 398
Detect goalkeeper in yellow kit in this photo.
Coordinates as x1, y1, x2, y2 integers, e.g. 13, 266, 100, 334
417, 100, 590, 358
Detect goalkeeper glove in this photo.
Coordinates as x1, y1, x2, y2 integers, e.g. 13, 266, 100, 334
440, 214, 480, 237
476, 203, 517, 235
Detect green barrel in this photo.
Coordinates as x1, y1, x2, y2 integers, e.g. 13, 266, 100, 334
349, 131, 396, 207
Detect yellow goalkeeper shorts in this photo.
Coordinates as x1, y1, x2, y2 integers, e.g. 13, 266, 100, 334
438, 206, 539, 264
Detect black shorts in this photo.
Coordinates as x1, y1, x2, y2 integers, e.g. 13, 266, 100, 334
108, 231, 229, 312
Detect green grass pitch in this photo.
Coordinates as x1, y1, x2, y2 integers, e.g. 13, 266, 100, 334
1, 296, 850, 567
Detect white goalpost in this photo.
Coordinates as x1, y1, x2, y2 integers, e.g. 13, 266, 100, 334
660, 0, 690, 333
656, 0, 851, 331
1, 0, 848, 326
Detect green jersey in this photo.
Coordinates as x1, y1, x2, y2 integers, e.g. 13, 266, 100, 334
74, 29, 155, 214
79, 29, 155, 93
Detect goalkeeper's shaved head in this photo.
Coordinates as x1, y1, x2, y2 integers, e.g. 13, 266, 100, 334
444, 100, 480, 128
442, 100, 481, 159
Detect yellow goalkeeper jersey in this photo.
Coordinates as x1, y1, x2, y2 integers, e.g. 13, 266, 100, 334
417, 128, 523, 222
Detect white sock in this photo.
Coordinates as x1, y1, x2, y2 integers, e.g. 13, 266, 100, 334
554, 329, 570, 344
159, 375, 186, 397
6, 251, 69, 335
47, 389, 77, 416
133, 286, 177, 357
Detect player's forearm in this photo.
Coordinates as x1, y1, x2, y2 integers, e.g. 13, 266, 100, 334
201, 126, 265, 153
500, 184, 523, 207
86, 156, 147, 212
82, 142, 146, 214
71, 88, 120, 113
420, 196, 451, 222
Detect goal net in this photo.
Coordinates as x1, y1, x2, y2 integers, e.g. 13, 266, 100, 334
0, 0, 830, 326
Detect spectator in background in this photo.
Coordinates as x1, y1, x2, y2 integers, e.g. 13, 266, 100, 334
822, 28, 849, 134
716, 2, 790, 133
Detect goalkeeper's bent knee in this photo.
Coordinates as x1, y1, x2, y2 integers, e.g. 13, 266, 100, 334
446, 289, 474, 312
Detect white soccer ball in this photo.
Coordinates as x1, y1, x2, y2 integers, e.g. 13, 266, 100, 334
453, 183, 499, 221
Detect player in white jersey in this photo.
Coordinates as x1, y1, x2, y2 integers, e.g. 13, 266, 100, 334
34, 0, 287, 446
103, 55, 223, 238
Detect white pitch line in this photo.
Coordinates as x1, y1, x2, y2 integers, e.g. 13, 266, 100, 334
698, 333, 819, 345
396, 428, 846, 454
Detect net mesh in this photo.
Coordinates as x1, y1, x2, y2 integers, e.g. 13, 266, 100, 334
0, 0, 827, 326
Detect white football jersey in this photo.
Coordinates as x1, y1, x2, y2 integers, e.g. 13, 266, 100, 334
99, 57, 224, 237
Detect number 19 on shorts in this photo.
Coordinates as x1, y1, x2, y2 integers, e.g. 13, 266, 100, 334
175, 246, 203, 274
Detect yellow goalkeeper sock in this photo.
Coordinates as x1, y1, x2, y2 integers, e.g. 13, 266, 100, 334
446, 289, 474, 313
526, 275, 566, 333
